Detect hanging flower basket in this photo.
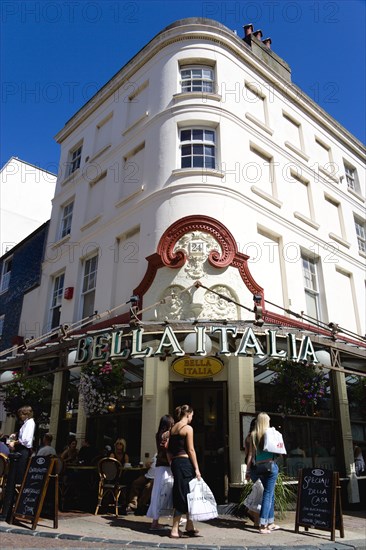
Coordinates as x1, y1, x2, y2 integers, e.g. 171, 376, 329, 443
78, 361, 125, 416
271, 360, 328, 416
1, 371, 51, 419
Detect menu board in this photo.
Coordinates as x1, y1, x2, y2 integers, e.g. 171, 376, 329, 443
295, 468, 344, 541
12, 456, 57, 529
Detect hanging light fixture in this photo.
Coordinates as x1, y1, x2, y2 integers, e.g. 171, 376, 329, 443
67, 349, 81, 377
183, 332, 212, 355
0, 370, 15, 383
315, 349, 332, 367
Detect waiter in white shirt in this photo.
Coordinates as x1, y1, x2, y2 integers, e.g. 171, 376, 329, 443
9, 405, 36, 484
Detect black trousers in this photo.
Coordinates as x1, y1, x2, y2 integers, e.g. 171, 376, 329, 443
15, 445, 31, 484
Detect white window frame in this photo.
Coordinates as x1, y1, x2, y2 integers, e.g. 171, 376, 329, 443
59, 201, 74, 240
0, 256, 12, 293
50, 273, 65, 329
344, 162, 360, 194
180, 66, 214, 93
81, 255, 98, 319
345, 164, 355, 190
302, 255, 321, 320
180, 128, 216, 169
67, 143, 82, 176
354, 217, 366, 254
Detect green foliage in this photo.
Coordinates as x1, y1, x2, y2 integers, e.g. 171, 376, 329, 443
2, 371, 51, 419
78, 361, 126, 416
238, 472, 296, 518
271, 360, 327, 415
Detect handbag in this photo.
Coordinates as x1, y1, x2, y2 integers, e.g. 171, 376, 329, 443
253, 460, 275, 475
244, 479, 263, 512
187, 478, 218, 522
263, 427, 287, 455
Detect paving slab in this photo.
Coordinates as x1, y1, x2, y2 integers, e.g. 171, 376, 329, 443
0, 510, 365, 549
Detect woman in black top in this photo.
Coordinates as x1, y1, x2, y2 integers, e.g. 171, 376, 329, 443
168, 404, 201, 539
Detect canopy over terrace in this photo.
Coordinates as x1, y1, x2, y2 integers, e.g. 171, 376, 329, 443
1, 304, 365, 505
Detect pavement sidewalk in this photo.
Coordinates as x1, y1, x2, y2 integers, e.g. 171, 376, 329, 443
0, 509, 365, 549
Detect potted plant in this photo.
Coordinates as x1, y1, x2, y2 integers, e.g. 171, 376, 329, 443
231, 472, 297, 519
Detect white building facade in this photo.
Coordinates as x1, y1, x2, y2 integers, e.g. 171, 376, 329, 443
2, 19, 365, 504
0, 157, 56, 256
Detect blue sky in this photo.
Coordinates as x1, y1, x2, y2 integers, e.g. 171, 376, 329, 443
1, 0, 365, 172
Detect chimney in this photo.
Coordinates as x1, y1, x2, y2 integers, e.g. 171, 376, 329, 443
241, 24, 290, 81
243, 23, 253, 45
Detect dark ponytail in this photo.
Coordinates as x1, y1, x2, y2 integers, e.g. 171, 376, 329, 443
174, 404, 193, 421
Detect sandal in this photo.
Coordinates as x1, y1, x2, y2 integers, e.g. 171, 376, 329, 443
185, 529, 200, 536
259, 527, 271, 534
169, 531, 189, 539
268, 524, 280, 531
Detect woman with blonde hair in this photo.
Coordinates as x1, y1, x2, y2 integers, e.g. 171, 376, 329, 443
111, 437, 129, 465
245, 412, 280, 534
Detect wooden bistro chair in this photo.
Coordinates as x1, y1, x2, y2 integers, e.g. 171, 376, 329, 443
0, 453, 9, 511
95, 457, 126, 516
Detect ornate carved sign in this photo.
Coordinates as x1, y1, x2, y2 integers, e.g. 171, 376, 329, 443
75, 326, 319, 364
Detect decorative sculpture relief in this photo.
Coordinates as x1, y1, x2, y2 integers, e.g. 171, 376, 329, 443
203, 285, 238, 319
174, 231, 221, 280
157, 285, 192, 320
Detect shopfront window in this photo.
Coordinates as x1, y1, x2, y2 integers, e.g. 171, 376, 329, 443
60, 357, 145, 460
241, 412, 337, 479
346, 374, 366, 456
253, 357, 336, 477
57, 369, 80, 453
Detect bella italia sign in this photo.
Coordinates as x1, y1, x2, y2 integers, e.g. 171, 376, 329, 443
75, 326, 320, 365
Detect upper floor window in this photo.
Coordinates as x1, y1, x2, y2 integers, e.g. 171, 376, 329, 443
180, 66, 214, 93
0, 256, 12, 293
180, 128, 216, 169
302, 255, 321, 320
67, 144, 82, 176
59, 201, 74, 240
81, 255, 98, 319
354, 217, 366, 254
50, 273, 65, 329
0, 314, 4, 338
344, 162, 360, 194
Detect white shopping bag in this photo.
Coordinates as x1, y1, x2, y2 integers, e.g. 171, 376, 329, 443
263, 427, 287, 454
243, 479, 263, 512
187, 478, 218, 522
159, 472, 174, 516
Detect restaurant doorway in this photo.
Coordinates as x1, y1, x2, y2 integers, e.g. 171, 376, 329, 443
170, 381, 228, 503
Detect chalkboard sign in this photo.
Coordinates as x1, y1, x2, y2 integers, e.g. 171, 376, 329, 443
295, 468, 344, 541
11, 456, 57, 530
40, 469, 58, 528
